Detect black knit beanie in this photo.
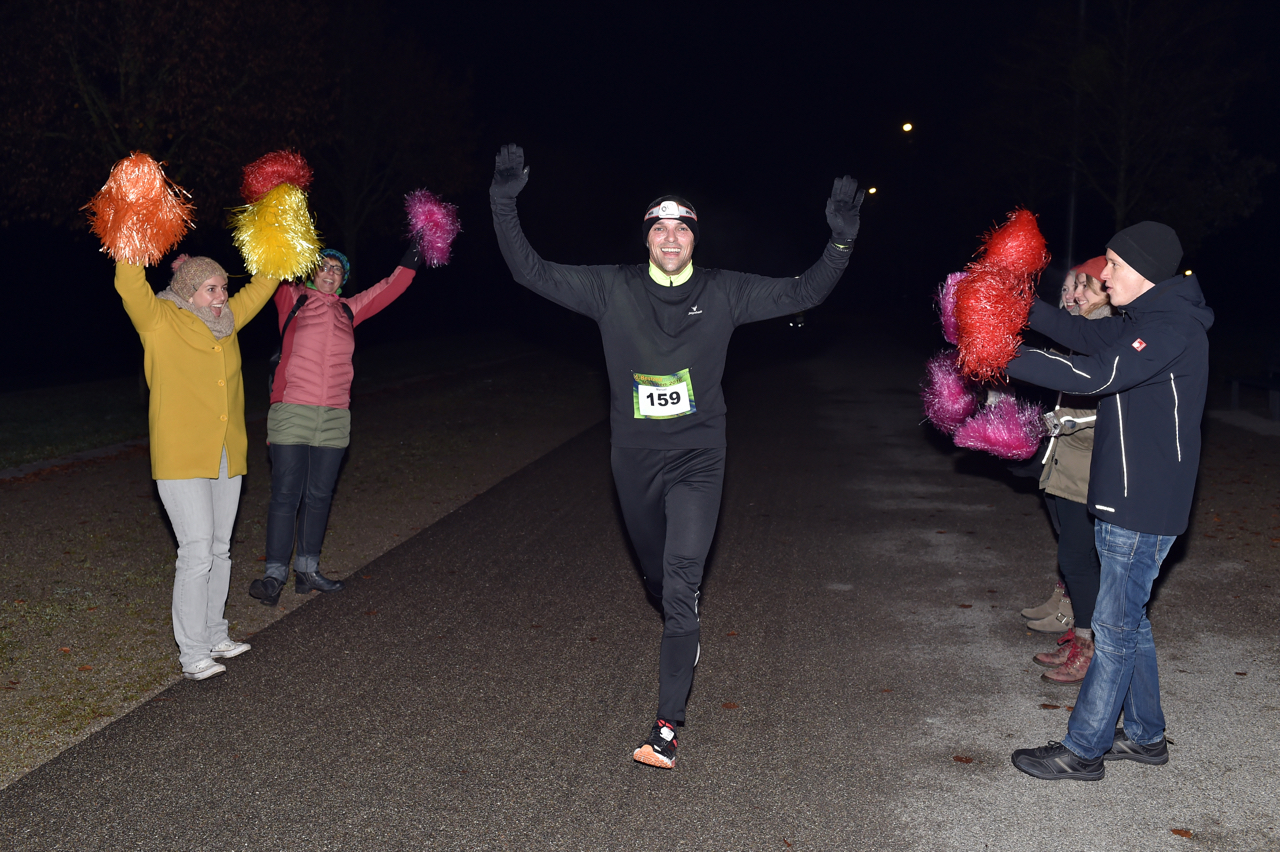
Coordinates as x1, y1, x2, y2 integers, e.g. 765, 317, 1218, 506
1106, 221, 1182, 283
643, 196, 699, 245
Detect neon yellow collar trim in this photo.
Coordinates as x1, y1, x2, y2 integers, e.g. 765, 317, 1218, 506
648, 260, 694, 287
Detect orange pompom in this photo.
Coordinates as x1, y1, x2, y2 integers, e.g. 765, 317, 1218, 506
240, 150, 313, 203
83, 153, 195, 266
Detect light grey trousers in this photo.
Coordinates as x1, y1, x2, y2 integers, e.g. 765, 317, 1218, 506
157, 448, 242, 671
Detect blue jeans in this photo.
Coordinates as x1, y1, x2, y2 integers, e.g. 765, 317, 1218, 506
264, 443, 346, 581
1062, 521, 1175, 759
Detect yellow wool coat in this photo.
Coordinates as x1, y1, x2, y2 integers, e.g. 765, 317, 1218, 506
115, 262, 279, 480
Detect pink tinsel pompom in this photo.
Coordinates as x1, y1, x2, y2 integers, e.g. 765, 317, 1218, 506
936, 271, 965, 345
921, 350, 979, 434
240, 150, 313, 204
405, 188, 461, 267
953, 395, 1046, 460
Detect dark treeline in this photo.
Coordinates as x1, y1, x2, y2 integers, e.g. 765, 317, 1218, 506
2, 0, 1273, 391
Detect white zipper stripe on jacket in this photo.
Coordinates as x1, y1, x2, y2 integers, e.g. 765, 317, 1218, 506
1116, 395, 1128, 497
1031, 350, 1092, 378
1171, 373, 1182, 462
1086, 357, 1122, 395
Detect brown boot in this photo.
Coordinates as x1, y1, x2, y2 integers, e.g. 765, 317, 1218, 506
1026, 594, 1074, 634
1041, 633, 1094, 684
1032, 628, 1075, 668
1021, 581, 1065, 620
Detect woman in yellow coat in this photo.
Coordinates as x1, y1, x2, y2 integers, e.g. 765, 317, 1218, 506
116, 255, 279, 680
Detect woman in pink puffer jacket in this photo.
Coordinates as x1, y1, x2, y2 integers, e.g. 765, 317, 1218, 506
248, 246, 420, 605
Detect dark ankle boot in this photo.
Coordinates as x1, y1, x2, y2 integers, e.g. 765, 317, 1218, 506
295, 569, 344, 594
248, 576, 283, 606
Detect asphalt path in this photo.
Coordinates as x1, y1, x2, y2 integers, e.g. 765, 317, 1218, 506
3, 320, 1277, 851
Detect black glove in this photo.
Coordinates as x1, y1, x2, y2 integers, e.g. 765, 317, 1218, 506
400, 245, 422, 270
490, 144, 529, 199
825, 176, 865, 247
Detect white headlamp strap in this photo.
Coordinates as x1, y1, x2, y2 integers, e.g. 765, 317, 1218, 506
644, 200, 697, 222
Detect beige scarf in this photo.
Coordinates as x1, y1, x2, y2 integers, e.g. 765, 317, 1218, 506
157, 287, 235, 339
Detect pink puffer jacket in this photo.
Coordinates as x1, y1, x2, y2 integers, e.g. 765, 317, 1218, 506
269, 266, 416, 409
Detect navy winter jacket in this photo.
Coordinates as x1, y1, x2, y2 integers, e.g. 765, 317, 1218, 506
1005, 275, 1213, 535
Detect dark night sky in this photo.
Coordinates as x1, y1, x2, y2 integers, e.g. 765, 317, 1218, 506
419, 3, 1029, 266
8, 2, 1277, 389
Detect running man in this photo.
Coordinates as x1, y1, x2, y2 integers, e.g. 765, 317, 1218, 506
490, 143, 864, 768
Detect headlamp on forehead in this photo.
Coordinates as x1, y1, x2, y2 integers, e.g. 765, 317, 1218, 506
645, 200, 698, 222
642, 194, 699, 245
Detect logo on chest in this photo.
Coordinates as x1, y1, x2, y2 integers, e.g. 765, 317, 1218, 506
687, 304, 702, 316
1132, 338, 1147, 351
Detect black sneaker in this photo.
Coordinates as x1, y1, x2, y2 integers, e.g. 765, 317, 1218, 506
1011, 741, 1104, 781
1102, 729, 1168, 765
248, 576, 283, 606
633, 719, 678, 769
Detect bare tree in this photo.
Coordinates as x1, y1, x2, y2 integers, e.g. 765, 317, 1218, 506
976, 0, 1272, 251
0, 0, 328, 228
305, 1, 478, 279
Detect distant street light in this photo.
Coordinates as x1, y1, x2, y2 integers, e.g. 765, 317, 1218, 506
867, 187, 877, 194
902, 123, 913, 132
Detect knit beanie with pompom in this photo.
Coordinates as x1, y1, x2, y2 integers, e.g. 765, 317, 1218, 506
170, 254, 228, 301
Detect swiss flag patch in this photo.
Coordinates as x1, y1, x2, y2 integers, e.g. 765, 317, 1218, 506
1132, 338, 1147, 351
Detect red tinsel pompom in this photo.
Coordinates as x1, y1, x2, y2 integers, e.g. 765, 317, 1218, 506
953, 209, 1049, 381
240, 150, 313, 203
978, 208, 1049, 277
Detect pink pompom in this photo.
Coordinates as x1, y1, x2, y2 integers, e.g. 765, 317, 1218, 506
953, 395, 1046, 460
171, 253, 192, 272
405, 188, 461, 267
937, 271, 965, 345
921, 350, 980, 434
241, 150, 313, 203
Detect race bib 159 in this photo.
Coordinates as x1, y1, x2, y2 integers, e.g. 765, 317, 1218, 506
632, 368, 695, 419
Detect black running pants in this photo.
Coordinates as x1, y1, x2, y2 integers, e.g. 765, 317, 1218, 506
610, 446, 726, 724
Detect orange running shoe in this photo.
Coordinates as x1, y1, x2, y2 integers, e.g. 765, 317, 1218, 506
633, 719, 678, 769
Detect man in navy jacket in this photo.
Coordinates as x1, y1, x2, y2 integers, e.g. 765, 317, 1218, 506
1004, 221, 1213, 781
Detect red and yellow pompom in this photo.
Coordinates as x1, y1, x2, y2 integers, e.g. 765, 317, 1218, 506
83, 153, 195, 266
954, 209, 1049, 382
229, 183, 321, 280
240, 150, 313, 204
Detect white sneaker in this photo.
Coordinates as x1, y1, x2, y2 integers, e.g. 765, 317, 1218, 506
210, 640, 251, 659
183, 659, 227, 680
